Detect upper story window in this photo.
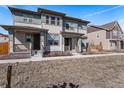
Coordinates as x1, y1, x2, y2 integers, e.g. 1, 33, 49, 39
29, 18, 32, 23
78, 24, 87, 30
113, 30, 118, 37
14, 12, 23, 16
97, 33, 100, 38
46, 15, 49, 24
57, 18, 60, 25
23, 18, 28, 22
64, 22, 77, 30
51, 16, 55, 25
45, 15, 61, 26
65, 23, 69, 30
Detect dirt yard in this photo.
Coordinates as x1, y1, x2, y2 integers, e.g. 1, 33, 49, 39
0, 55, 124, 88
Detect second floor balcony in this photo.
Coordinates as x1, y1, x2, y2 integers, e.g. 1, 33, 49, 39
14, 16, 41, 25
63, 24, 87, 35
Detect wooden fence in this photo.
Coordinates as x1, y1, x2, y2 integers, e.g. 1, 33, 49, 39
0, 42, 8, 56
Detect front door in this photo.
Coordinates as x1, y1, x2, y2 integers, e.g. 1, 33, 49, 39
64, 38, 72, 51
33, 33, 40, 50
120, 41, 123, 49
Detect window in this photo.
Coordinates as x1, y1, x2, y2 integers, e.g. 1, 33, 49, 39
57, 18, 60, 25
113, 30, 118, 36
64, 22, 78, 30
34, 15, 41, 19
65, 23, 69, 30
46, 15, 49, 24
97, 33, 100, 38
78, 24, 87, 30
23, 13, 33, 18
23, 18, 28, 22
47, 34, 59, 46
51, 16, 55, 25
83, 26, 87, 30
48, 40, 53, 45
4, 37, 6, 40
25, 33, 31, 42
54, 40, 59, 45
14, 12, 23, 16
29, 18, 32, 23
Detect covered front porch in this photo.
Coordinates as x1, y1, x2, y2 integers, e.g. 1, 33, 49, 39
0, 25, 48, 57
109, 39, 124, 51
61, 31, 86, 53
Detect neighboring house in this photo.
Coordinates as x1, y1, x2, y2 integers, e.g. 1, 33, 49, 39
0, 33, 8, 43
0, 7, 90, 57
87, 21, 124, 51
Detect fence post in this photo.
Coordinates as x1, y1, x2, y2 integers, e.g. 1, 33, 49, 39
6, 65, 12, 88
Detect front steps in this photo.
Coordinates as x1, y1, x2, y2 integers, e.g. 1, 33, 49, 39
71, 52, 82, 56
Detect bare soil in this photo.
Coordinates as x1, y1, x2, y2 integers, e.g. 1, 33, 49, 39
0, 55, 124, 88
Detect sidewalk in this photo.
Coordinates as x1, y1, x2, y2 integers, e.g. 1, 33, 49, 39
0, 53, 124, 64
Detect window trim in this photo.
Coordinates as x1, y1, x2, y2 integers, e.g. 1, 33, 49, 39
25, 33, 31, 43
97, 33, 100, 39
47, 34, 60, 46
51, 16, 56, 25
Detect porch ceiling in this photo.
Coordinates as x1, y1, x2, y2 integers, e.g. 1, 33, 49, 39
0, 25, 48, 33
61, 31, 84, 37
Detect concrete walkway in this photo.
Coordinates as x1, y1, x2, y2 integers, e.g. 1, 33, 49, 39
0, 53, 124, 64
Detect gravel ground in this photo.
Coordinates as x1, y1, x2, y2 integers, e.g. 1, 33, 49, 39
0, 55, 124, 88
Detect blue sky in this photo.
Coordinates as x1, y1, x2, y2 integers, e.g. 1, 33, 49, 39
0, 5, 124, 35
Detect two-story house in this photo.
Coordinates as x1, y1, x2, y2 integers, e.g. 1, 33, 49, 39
0, 7, 90, 57
87, 21, 124, 51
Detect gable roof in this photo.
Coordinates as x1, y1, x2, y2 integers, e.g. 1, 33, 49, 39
88, 21, 123, 33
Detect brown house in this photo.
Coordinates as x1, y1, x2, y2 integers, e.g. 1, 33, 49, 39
87, 21, 124, 51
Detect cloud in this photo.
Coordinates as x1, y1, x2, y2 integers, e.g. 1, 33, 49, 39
83, 5, 122, 18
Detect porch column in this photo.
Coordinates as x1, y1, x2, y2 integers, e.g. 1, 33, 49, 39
78, 38, 81, 53
123, 41, 124, 50
8, 30, 14, 53
117, 40, 120, 51
40, 32, 45, 57
60, 35, 64, 51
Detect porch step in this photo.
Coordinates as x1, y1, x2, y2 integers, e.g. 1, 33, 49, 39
0, 52, 30, 60
71, 52, 82, 56
31, 50, 42, 57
